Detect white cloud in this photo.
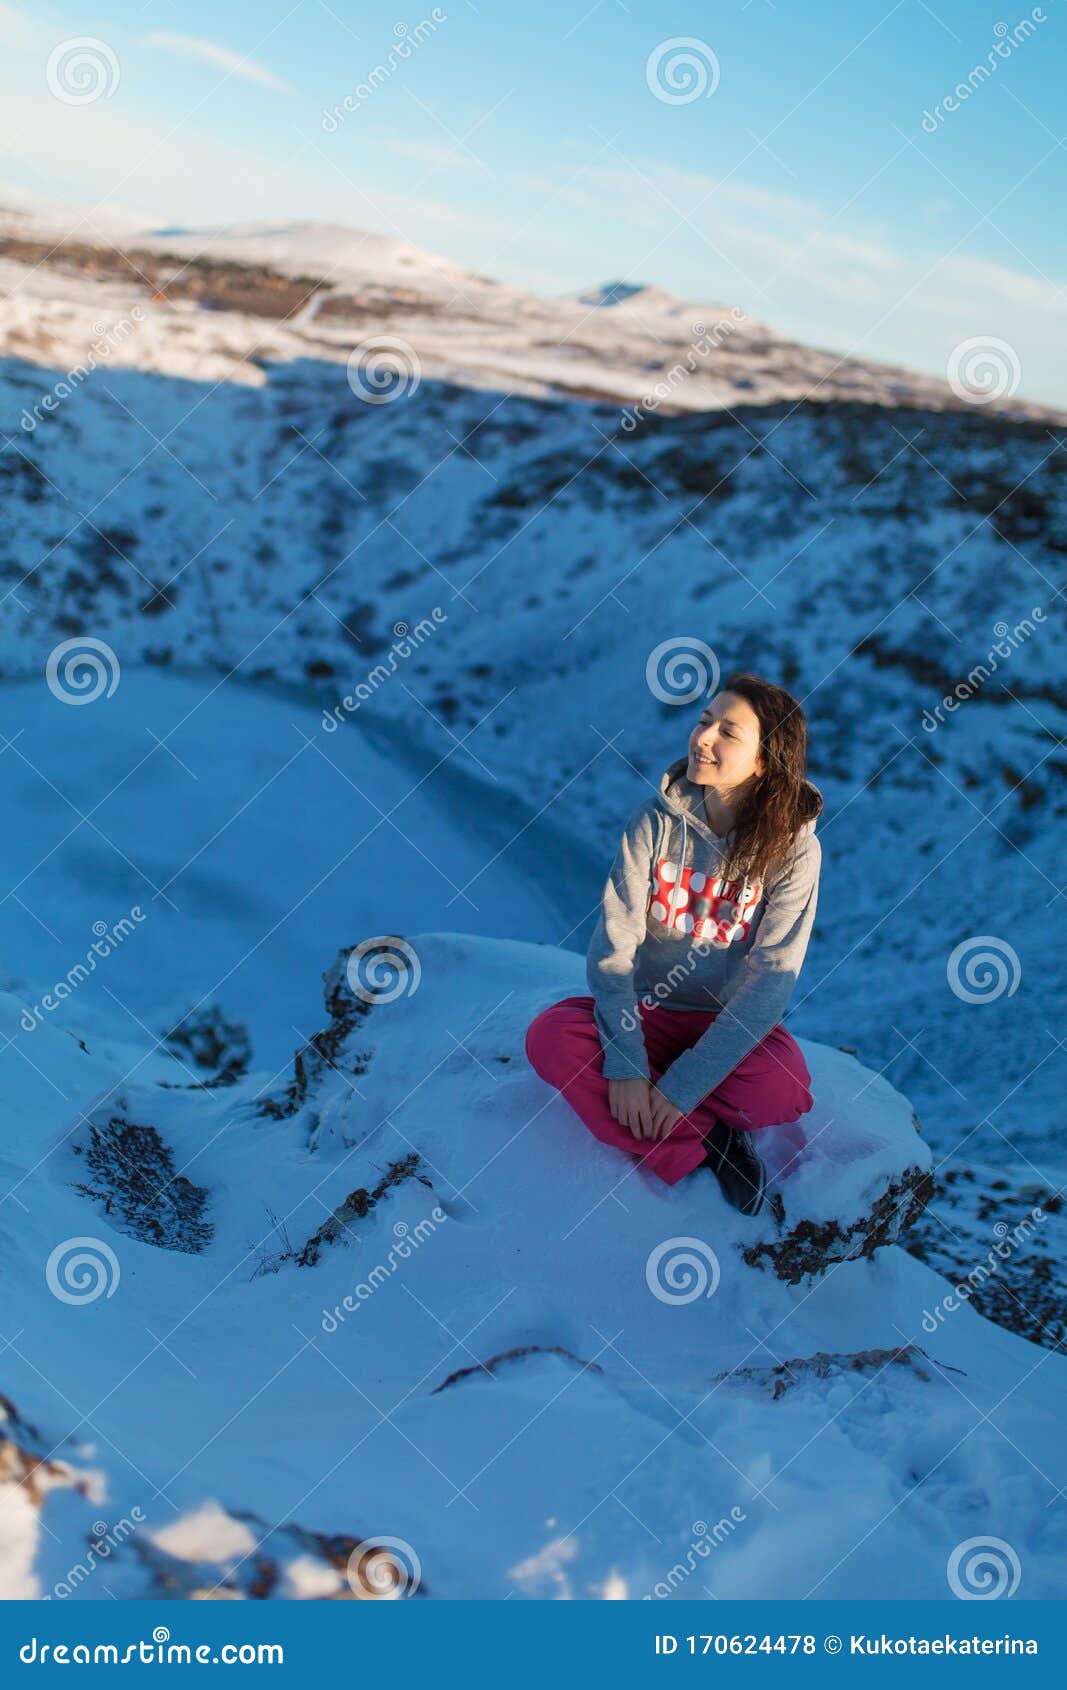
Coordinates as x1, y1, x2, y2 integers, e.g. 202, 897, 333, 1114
142, 31, 292, 93
512, 149, 1067, 359
0, 79, 520, 258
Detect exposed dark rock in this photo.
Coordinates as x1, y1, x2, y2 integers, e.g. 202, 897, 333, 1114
0, 232, 326, 317
487, 446, 659, 512
124, 1506, 427, 1600
139, 585, 175, 616
433, 1344, 604, 1394
162, 1004, 252, 1087
0, 1390, 93, 1510
258, 946, 375, 1121
293, 1152, 431, 1268
855, 631, 1066, 711
905, 1165, 1066, 1353
72, 1112, 213, 1253
742, 1165, 936, 1285
709, 1342, 961, 1401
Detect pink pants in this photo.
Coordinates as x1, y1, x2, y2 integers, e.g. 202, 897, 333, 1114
524, 994, 813, 1186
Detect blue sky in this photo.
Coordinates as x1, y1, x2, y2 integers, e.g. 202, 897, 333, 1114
3, 0, 1065, 401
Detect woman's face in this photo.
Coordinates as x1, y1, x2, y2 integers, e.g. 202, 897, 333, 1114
686, 690, 764, 794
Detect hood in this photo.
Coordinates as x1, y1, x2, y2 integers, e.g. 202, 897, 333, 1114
647, 756, 822, 939
652, 760, 818, 932
656, 755, 822, 843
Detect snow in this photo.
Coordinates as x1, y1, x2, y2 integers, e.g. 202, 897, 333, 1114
137, 220, 482, 298
4, 206, 1060, 418
1, 202, 1065, 1602
151, 1501, 257, 1561
0, 686, 1063, 1598
0, 671, 569, 1065
0, 189, 144, 246
780, 1047, 923, 1225
2, 345, 1062, 1182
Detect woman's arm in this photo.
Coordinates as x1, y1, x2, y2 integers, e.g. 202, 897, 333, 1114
656, 834, 822, 1118
585, 801, 656, 1083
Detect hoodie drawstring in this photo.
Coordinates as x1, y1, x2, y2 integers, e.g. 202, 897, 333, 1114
659, 804, 754, 941
666, 812, 688, 927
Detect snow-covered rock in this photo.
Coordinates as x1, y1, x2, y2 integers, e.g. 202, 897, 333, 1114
739, 1045, 933, 1284
262, 936, 935, 1285
3, 936, 1065, 1599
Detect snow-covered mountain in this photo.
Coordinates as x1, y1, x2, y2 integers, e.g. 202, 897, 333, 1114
1, 209, 1065, 1598
2, 210, 1061, 414
137, 220, 486, 299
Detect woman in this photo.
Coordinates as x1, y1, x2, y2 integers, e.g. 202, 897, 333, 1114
525, 672, 822, 1216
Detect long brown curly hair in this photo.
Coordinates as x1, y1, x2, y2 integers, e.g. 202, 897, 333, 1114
708, 671, 822, 886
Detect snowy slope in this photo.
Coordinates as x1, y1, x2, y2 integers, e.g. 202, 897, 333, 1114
138, 220, 489, 300
3, 210, 1061, 417
1, 340, 1064, 1188
0, 671, 575, 1066
2, 930, 1063, 1601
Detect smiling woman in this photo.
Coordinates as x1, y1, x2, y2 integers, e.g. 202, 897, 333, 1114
525, 672, 823, 1218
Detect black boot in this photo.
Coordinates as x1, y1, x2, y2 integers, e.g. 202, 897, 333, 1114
699, 1118, 767, 1216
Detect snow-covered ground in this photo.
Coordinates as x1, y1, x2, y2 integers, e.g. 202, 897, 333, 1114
0, 671, 575, 1066
1, 208, 1065, 1600
3, 905, 1064, 1601
1, 339, 1062, 1176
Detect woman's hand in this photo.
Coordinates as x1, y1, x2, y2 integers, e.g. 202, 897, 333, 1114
608, 1077, 686, 1141
649, 1086, 684, 1138
607, 1076, 654, 1138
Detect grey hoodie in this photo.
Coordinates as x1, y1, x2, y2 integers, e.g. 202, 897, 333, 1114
585, 756, 822, 1118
